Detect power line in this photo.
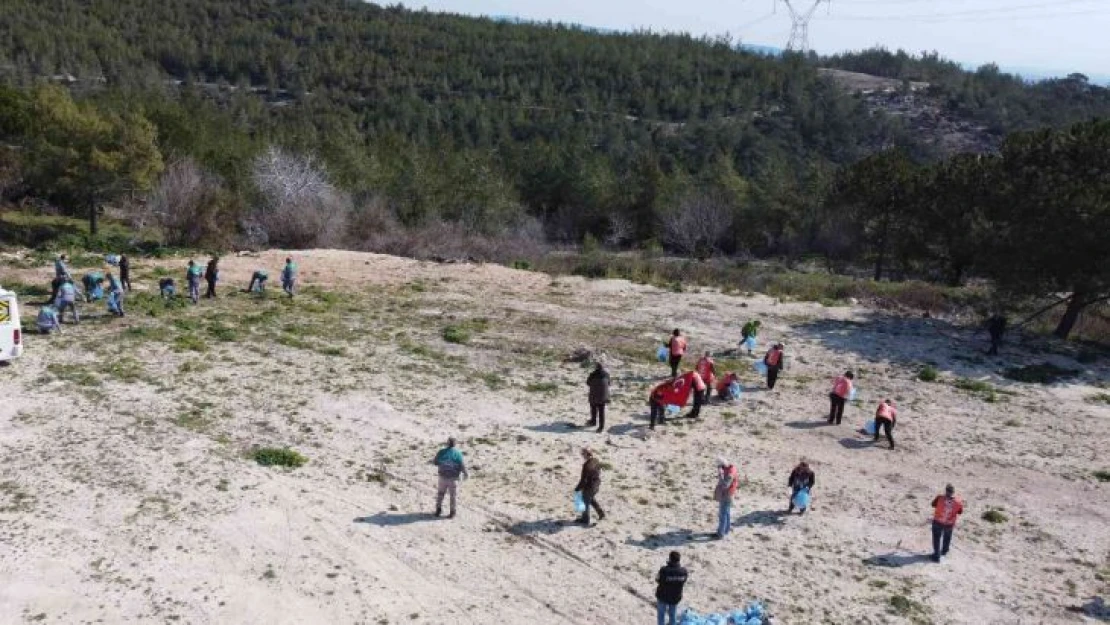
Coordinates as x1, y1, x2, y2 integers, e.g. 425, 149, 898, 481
827, 0, 1105, 18
821, 8, 1109, 22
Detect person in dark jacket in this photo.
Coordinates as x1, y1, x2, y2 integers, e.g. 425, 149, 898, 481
118, 255, 132, 291
764, 343, 785, 389
787, 460, 815, 514
574, 447, 605, 526
585, 362, 610, 433
649, 381, 668, 430
986, 314, 1007, 356
655, 551, 688, 625
204, 256, 220, 299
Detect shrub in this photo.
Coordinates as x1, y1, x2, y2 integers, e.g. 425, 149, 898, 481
918, 365, 939, 382
252, 447, 307, 468
524, 382, 559, 393
442, 325, 471, 344
982, 509, 1008, 524
1094, 470, 1110, 482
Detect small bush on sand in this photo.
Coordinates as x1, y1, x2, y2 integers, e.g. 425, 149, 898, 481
917, 365, 938, 382
442, 325, 471, 344
1002, 363, 1078, 384
982, 509, 1008, 524
252, 448, 307, 468
1093, 470, 1110, 482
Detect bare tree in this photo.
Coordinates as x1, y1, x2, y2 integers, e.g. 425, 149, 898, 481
660, 194, 733, 257
148, 158, 232, 247
250, 146, 350, 249
605, 214, 633, 248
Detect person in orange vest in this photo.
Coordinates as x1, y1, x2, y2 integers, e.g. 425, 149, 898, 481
828, 370, 854, 425
686, 371, 707, 419
667, 329, 687, 378
873, 399, 897, 448
930, 484, 964, 562
713, 457, 740, 538
716, 372, 740, 400
763, 343, 784, 389
694, 351, 716, 403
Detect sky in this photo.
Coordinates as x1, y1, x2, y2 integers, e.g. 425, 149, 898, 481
401, 0, 1110, 80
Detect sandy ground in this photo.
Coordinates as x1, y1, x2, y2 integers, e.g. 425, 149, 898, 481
0, 249, 1108, 625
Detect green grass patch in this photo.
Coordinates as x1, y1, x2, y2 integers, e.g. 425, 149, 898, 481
982, 508, 1008, 524
917, 365, 939, 382
887, 594, 926, 618
206, 323, 238, 342
173, 334, 209, 353
252, 447, 307, 468
1002, 363, 1079, 384
276, 334, 312, 350
442, 325, 471, 344
45, 363, 101, 386
1084, 393, 1110, 405
524, 382, 560, 393
1093, 470, 1110, 482
121, 325, 173, 343
480, 372, 506, 390
102, 357, 145, 383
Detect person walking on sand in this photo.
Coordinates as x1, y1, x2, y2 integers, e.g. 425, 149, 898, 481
714, 457, 739, 538
873, 399, 897, 449
281, 257, 298, 297
655, 551, 688, 625
574, 447, 605, 526
432, 437, 468, 518
686, 371, 706, 419
695, 351, 716, 403
50, 254, 72, 303
828, 370, 854, 425
585, 362, 610, 433
667, 329, 687, 378
118, 255, 132, 292
930, 484, 964, 562
763, 343, 784, 390
740, 320, 761, 354
787, 460, 815, 514
105, 270, 125, 317
186, 260, 203, 304
204, 256, 220, 299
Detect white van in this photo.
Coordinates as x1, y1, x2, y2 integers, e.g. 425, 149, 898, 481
0, 287, 24, 363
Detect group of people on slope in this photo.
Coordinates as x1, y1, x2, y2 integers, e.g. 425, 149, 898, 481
38, 254, 131, 332
171, 256, 298, 304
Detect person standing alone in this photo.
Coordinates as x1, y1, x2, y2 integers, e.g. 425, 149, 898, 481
714, 457, 739, 538
654, 551, 688, 625
930, 484, 964, 562
667, 329, 687, 378
828, 370, 854, 425
585, 362, 610, 433
186, 260, 203, 304
763, 343, 785, 390
432, 437, 468, 518
574, 447, 605, 526
118, 255, 132, 292
205, 256, 220, 299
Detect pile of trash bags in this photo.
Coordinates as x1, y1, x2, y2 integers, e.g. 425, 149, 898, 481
679, 601, 771, 625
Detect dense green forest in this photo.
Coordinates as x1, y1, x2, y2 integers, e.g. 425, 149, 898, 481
0, 0, 1108, 335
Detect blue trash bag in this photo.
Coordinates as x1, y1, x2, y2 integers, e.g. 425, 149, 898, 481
743, 336, 757, 351
106, 291, 121, 314
666, 404, 681, 415
728, 381, 742, 400
104, 254, 120, 266
864, 419, 876, 435
679, 608, 703, 625
89, 284, 104, 301
753, 360, 768, 375
573, 491, 586, 514
792, 487, 811, 510
657, 345, 669, 362
848, 387, 858, 402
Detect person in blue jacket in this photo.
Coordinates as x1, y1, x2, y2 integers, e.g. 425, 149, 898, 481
432, 437, 468, 518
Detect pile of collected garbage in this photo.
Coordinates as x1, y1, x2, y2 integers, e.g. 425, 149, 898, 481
679, 601, 771, 625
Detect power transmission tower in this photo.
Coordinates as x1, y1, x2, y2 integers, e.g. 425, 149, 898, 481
779, 0, 830, 52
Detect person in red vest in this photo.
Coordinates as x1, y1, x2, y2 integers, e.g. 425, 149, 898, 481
695, 351, 716, 403
649, 381, 669, 430
763, 343, 784, 389
828, 370, 854, 425
667, 329, 687, 378
873, 399, 897, 448
713, 457, 740, 538
716, 372, 740, 400
930, 484, 964, 562
687, 371, 707, 419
